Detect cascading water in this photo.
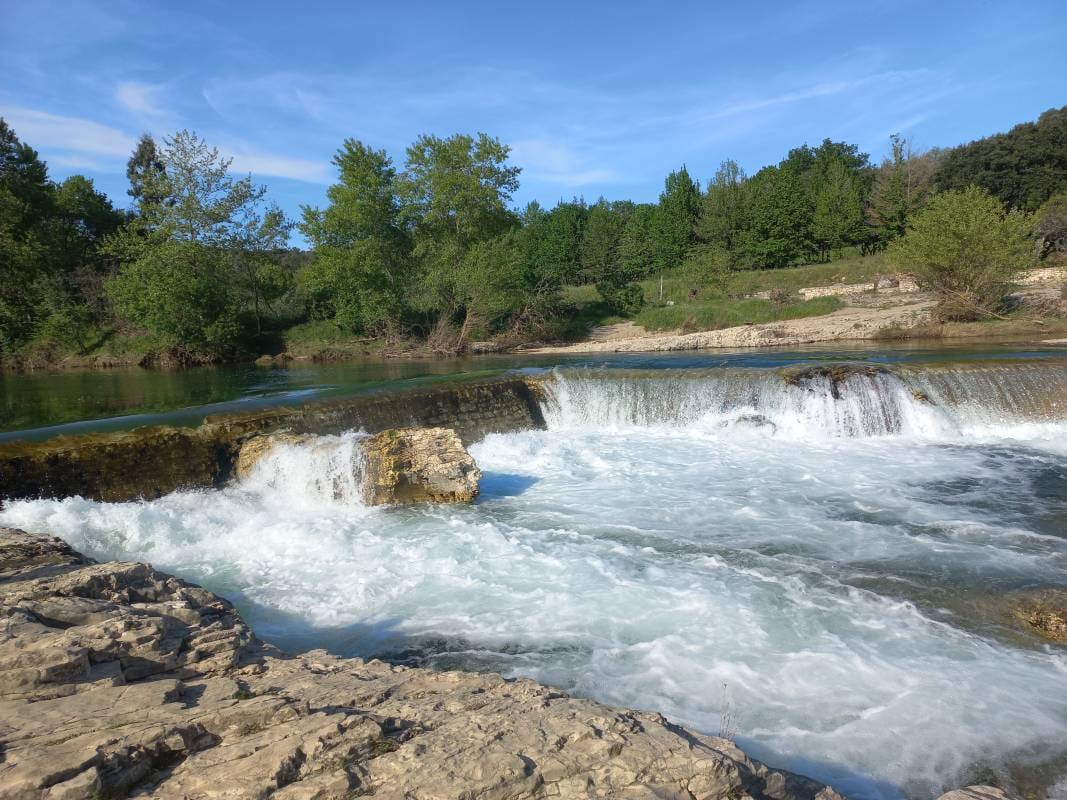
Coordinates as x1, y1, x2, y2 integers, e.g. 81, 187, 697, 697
2, 358, 1066, 800
538, 362, 1067, 439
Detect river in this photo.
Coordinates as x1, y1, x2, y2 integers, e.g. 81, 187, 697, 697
1, 345, 1065, 799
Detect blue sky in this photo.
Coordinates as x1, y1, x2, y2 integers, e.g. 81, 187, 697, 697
2, 0, 1065, 231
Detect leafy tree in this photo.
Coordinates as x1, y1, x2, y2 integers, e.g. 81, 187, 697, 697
108, 130, 289, 353
934, 106, 1067, 211
812, 159, 865, 260
738, 165, 812, 268
580, 199, 626, 286
300, 140, 411, 334
868, 135, 939, 244
536, 200, 585, 286
888, 186, 1034, 320
650, 165, 700, 272
398, 132, 520, 332
617, 204, 657, 281
1034, 192, 1067, 257
696, 160, 748, 259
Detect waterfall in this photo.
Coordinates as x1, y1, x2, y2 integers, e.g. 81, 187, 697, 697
237, 431, 369, 505
538, 362, 1067, 439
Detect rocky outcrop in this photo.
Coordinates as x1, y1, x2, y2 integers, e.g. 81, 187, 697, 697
362, 427, 481, 505
0, 526, 844, 800
0, 376, 545, 503
781, 363, 890, 399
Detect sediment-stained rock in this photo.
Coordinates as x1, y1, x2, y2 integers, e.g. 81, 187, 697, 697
0, 526, 843, 800
1011, 588, 1067, 644
362, 427, 481, 505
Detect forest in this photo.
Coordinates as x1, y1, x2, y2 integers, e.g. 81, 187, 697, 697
1, 106, 1066, 367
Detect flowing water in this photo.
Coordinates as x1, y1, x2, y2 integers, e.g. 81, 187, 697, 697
2, 352, 1066, 799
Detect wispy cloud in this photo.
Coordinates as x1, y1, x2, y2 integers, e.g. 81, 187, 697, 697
510, 138, 620, 188
116, 81, 167, 119
0, 106, 136, 159
225, 146, 332, 184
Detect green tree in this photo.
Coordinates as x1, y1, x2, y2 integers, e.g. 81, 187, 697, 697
108, 130, 288, 354
617, 204, 656, 281
868, 135, 938, 244
888, 186, 1035, 320
650, 165, 700, 272
397, 132, 521, 343
696, 160, 748, 260
300, 140, 411, 334
738, 165, 812, 268
126, 133, 167, 211
812, 159, 864, 260
934, 106, 1067, 211
580, 199, 626, 286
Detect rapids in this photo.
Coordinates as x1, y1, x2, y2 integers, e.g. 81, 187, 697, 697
3, 360, 1066, 799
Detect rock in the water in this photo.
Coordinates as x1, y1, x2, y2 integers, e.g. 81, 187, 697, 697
233, 432, 314, 479
1012, 588, 1067, 643
362, 426, 481, 505
0, 526, 842, 800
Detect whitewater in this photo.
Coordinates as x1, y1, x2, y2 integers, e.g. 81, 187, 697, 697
3, 363, 1066, 799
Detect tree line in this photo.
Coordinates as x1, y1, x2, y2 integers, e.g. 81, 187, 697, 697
1, 106, 1065, 363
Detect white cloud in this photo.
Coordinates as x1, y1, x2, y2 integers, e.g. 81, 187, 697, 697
116, 81, 167, 118
0, 106, 136, 158
508, 138, 621, 187
225, 147, 332, 184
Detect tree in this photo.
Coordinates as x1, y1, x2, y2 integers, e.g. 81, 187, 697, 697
300, 140, 411, 334
696, 160, 748, 260
738, 165, 812, 268
617, 204, 656, 281
812, 159, 864, 260
888, 186, 1035, 320
580, 199, 626, 286
934, 106, 1067, 211
650, 165, 700, 272
108, 130, 289, 353
397, 132, 521, 344
868, 135, 939, 244
126, 133, 167, 211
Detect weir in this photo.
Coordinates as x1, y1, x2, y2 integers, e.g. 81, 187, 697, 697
1, 359, 1066, 502
0, 375, 545, 502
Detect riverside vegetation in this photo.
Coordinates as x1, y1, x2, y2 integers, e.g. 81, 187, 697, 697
2, 107, 1067, 369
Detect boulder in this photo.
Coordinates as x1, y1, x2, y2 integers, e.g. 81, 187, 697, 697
233, 432, 314, 479
0, 526, 842, 800
362, 427, 481, 505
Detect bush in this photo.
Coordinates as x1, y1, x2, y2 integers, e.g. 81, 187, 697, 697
888, 186, 1035, 319
597, 281, 645, 315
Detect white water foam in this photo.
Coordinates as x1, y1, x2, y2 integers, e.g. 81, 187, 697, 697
3, 367, 1067, 799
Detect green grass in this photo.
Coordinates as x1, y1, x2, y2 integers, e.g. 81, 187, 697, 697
635, 296, 843, 332
557, 253, 886, 338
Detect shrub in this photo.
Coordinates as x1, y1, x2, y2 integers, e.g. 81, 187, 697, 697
888, 186, 1035, 321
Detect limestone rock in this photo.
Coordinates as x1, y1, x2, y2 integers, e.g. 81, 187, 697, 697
361, 426, 481, 505
1011, 588, 1067, 644
233, 432, 314, 479
0, 526, 841, 800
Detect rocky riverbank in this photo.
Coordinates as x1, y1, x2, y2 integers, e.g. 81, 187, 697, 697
0, 526, 849, 800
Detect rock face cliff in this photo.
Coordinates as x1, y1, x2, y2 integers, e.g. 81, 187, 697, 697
0, 527, 843, 800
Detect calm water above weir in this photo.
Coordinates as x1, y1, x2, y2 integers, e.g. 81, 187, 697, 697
2, 346, 1066, 799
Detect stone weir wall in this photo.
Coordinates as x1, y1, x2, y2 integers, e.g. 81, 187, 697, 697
0, 376, 547, 503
